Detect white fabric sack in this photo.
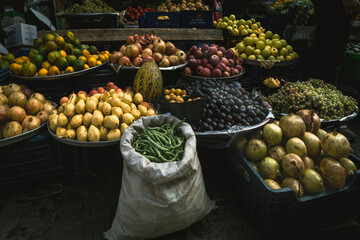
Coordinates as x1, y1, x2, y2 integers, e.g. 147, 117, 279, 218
104, 115, 215, 240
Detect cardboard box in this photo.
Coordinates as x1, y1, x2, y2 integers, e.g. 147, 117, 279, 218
3, 23, 37, 48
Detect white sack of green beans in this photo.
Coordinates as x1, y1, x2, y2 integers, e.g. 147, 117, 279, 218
104, 114, 215, 240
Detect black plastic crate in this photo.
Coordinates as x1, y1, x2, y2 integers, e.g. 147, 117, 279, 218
55, 142, 122, 178
226, 146, 360, 239
143, 11, 180, 28
62, 13, 119, 29
181, 10, 213, 29
0, 130, 65, 187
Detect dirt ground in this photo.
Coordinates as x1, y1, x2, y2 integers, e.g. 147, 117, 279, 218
1, 116, 360, 240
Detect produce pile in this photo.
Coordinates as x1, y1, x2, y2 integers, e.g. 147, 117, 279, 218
63, 0, 117, 13
184, 79, 269, 132
133, 122, 185, 163
124, 6, 155, 21
264, 79, 359, 120
110, 34, 187, 68
0, 83, 55, 139
152, 0, 210, 12
184, 43, 244, 78
0, 53, 15, 70
214, 15, 265, 37
235, 110, 357, 197
235, 31, 298, 61
346, 41, 360, 55
50, 87, 156, 142
10, 31, 110, 77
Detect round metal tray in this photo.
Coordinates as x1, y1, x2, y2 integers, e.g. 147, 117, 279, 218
244, 58, 299, 67
0, 122, 47, 147
47, 124, 120, 147
108, 61, 188, 72
9, 62, 108, 81
181, 70, 246, 83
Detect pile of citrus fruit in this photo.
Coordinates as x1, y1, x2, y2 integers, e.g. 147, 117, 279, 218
0, 53, 15, 70
9, 31, 110, 77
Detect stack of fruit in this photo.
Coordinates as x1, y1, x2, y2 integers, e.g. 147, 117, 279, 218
110, 34, 187, 68
0, 83, 55, 139
0, 54, 15, 70
183, 43, 244, 78
236, 110, 357, 197
9, 31, 110, 77
234, 30, 299, 61
214, 15, 265, 37
152, 0, 210, 12
50, 86, 156, 142
125, 6, 155, 20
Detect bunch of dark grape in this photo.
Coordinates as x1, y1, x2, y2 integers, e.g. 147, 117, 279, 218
264, 78, 359, 120
184, 79, 269, 132
64, 0, 116, 13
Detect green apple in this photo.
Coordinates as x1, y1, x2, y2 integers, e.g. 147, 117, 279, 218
273, 40, 283, 50
280, 47, 289, 57
229, 14, 236, 21
265, 39, 273, 47
240, 53, 247, 59
258, 33, 266, 39
245, 46, 254, 56
243, 37, 254, 46
265, 30, 273, 39
271, 47, 278, 56
245, 20, 252, 26
227, 26, 233, 32
258, 37, 266, 42
238, 19, 246, 26
288, 53, 295, 59
247, 29, 253, 35
268, 55, 276, 60
232, 29, 240, 36
286, 45, 293, 53
223, 16, 229, 22
272, 33, 280, 40
280, 39, 287, 47
241, 29, 248, 36
256, 41, 265, 50
227, 20, 233, 26
254, 49, 261, 56
261, 48, 271, 58
285, 55, 293, 60
248, 54, 256, 60
276, 55, 285, 61
257, 55, 265, 60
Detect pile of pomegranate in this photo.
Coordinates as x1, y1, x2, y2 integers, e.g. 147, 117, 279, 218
110, 34, 187, 68
0, 83, 55, 139
184, 44, 244, 78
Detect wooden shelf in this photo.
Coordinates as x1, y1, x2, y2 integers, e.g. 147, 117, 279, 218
38, 28, 224, 43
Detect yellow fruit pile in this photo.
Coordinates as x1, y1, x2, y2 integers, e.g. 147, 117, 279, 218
50, 89, 156, 142
9, 31, 110, 77
214, 15, 265, 37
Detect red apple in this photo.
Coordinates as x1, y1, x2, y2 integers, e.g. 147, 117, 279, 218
190, 45, 197, 53
208, 46, 217, 56
205, 63, 214, 71
60, 96, 69, 105
194, 49, 202, 59
210, 55, 220, 66
202, 50, 209, 59
184, 66, 192, 75
231, 68, 240, 76
77, 90, 87, 96
88, 90, 98, 97
225, 48, 235, 59
216, 62, 226, 71
200, 67, 211, 77
111, 85, 118, 90
201, 44, 209, 52
222, 71, 230, 77
217, 51, 223, 58
211, 68, 222, 77
221, 57, 229, 66
201, 58, 209, 66
228, 59, 235, 67
188, 55, 195, 60
188, 58, 198, 69
235, 57, 244, 66
106, 82, 114, 89
225, 66, 231, 73
196, 65, 204, 76
218, 46, 226, 54
235, 65, 243, 72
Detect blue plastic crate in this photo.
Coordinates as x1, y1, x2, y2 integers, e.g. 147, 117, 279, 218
0, 67, 9, 82
181, 10, 213, 29
143, 11, 180, 28
226, 146, 360, 239
0, 130, 65, 187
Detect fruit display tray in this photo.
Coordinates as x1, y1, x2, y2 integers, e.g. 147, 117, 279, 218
47, 124, 120, 147
181, 70, 246, 83
108, 61, 188, 72
9, 62, 108, 81
226, 146, 360, 240
0, 122, 47, 147
244, 58, 299, 68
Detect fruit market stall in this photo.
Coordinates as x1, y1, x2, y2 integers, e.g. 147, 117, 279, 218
1, 1, 360, 239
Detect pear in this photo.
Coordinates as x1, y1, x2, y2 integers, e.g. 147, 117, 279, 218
107, 129, 121, 141
65, 129, 76, 139
71, 114, 83, 129
76, 125, 87, 141
100, 125, 109, 141
57, 113, 68, 128
102, 102, 112, 116
88, 125, 100, 142
91, 110, 104, 127
75, 99, 86, 114
103, 115, 120, 129
83, 112, 92, 127
56, 127, 67, 138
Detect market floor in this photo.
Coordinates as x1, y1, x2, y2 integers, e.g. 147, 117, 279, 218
1, 115, 360, 240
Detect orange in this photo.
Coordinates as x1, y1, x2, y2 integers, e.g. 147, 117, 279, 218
47, 51, 60, 64
48, 66, 60, 75
59, 50, 67, 58
87, 57, 97, 67
21, 62, 37, 77
10, 63, 22, 75
38, 68, 48, 76
41, 61, 51, 70
96, 60, 102, 66
81, 49, 90, 57
45, 40, 58, 52
104, 50, 110, 55
42, 33, 55, 43
55, 36, 65, 48
65, 66, 74, 73
98, 54, 106, 63
84, 64, 89, 69
78, 55, 87, 64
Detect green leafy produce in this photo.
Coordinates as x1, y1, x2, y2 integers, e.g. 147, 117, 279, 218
133, 122, 185, 163
264, 79, 359, 120
64, 0, 117, 14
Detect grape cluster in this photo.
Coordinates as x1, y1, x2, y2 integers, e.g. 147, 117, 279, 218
264, 78, 359, 120
184, 79, 269, 132
64, 0, 116, 14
